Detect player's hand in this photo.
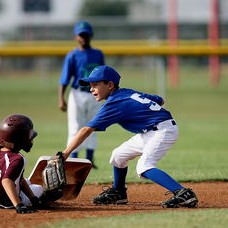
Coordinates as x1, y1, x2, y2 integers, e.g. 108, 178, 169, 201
62, 152, 69, 161
51, 151, 66, 161
15, 203, 36, 214
59, 100, 67, 112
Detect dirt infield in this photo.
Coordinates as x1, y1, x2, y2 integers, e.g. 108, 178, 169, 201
1, 182, 228, 228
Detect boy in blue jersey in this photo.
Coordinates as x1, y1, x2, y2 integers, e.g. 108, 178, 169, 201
58, 21, 105, 169
62, 65, 198, 208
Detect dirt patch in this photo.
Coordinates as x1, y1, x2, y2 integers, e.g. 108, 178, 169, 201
1, 182, 228, 228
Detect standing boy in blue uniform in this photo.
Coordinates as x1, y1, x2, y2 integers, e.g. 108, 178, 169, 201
61, 65, 198, 208
58, 21, 105, 168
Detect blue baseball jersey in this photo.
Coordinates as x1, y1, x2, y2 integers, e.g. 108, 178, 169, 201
59, 48, 105, 88
87, 88, 174, 133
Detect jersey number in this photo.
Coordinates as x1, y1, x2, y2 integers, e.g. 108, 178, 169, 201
131, 93, 161, 111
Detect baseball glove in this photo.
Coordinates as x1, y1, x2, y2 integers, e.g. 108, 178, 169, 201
42, 151, 67, 201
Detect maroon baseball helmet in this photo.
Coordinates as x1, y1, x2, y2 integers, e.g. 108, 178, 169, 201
0, 114, 37, 152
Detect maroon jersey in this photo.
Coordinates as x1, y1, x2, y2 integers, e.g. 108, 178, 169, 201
0, 150, 26, 207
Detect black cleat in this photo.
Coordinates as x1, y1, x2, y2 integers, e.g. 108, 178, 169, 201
161, 188, 198, 208
93, 187, 128, 205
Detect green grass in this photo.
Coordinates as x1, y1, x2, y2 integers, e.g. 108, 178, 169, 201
42, 209, 228, 228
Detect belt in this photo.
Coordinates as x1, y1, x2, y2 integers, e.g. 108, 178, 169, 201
151, 119, 176, 131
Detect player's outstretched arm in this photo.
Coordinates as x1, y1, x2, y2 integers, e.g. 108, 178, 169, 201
62, 126, 95, 160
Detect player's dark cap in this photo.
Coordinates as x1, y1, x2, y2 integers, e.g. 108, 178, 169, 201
74, 21, 93, 36
79, 65, 121, 86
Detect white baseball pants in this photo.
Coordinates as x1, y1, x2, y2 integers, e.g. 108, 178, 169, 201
110, 119, 179, 176
67, 88, 101, 152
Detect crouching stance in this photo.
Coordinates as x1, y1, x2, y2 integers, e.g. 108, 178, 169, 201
62, 65, 198, 208
0, 114, 46, 213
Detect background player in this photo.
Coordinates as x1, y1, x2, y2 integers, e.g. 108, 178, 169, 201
61, 65, 198, 208
58, 21, 105, 169
0, 114, 44, 213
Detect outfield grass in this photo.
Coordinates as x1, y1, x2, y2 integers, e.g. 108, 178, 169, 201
45, 209, 228, 228
0, 64, 228, 183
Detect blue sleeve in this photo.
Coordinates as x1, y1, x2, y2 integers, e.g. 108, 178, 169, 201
59, 51, 75, 85
86, 103, 123, 131
101, 52, 105, 65
94, 49, 105, 65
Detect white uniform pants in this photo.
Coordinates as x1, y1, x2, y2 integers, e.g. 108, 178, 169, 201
20, 179, 44, 206
67, 88, 101, 152
110, 119, 179, 177
0, 179, 43, 208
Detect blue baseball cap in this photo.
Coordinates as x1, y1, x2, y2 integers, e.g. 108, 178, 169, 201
79, 65, 121, 86
74, 21, 93, 36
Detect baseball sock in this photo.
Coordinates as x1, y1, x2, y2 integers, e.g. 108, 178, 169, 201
70, 152, 78, 158
86, 149, 94, 161
142, 168, 183, 192
113, 166, 128, 192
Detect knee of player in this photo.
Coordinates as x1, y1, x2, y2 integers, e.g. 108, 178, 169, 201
109, 148, 127, 168
136, 160, 157, 177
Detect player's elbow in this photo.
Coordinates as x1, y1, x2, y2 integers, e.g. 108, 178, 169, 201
80, 126, 95, 136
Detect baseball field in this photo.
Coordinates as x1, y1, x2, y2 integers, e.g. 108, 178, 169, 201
0, 63, 228, 227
